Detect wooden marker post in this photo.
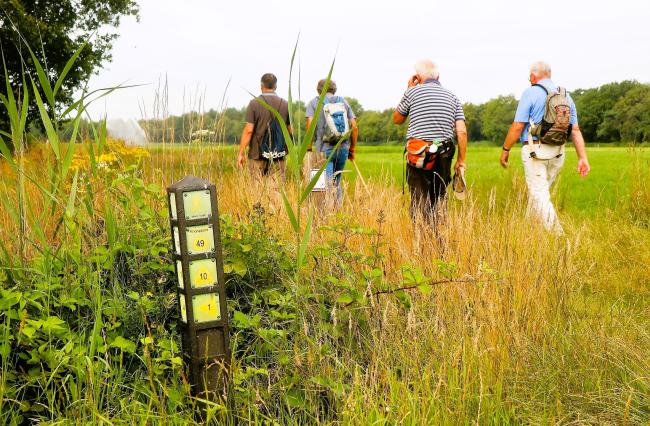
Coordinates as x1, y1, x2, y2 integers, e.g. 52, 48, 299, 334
167, 176, 230, 409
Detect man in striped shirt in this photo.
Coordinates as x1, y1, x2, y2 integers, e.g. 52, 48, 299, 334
393, 60, 468, 221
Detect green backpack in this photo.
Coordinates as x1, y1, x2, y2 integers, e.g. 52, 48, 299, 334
530, 85, 573, 146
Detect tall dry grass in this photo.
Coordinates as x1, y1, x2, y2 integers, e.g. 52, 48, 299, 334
152, 147, 649, 423
1, 142, 648, 424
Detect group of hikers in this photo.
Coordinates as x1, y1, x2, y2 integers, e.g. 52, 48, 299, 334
237, 60, 591, 234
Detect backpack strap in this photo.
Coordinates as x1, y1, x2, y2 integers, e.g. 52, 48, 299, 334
323, 95, 344, 105
528, 117, 537, 158
260, 93, 282, 112
533, 83, 548, 94
527, 84, 548, 156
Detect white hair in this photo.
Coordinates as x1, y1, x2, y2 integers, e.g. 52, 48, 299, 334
530, 61, 552, 78
415, 60, 439, 80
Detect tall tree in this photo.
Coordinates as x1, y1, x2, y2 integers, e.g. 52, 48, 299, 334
462, 102, 485, 141
344, 97, 364, 118
0, 0, 139, 135
600, 85, 650, 143
356, 111, 384, 143
571, 80, 640, 142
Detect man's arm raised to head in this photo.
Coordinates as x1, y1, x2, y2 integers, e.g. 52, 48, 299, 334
393, 110, 407, 125
571, 125, 590, 177
394, 84, 412, 124
500, 122, 526, 168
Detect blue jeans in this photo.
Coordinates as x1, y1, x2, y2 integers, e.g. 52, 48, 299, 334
324, 147, 349, 201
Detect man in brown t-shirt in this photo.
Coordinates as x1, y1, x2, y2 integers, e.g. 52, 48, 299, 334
237, 73, 291, 179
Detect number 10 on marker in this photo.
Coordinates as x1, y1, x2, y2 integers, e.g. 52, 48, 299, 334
188, 259, 218, 288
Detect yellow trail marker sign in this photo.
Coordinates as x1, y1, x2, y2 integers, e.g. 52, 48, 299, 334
176, 260, 184, 289
186, 225, 215, 255
189, 258, 218, 288
183, 190, 212, 220
179, 294, 188, 323
192, 293, 221, 323
169, 193, 178, 220
173, 227, 181, 255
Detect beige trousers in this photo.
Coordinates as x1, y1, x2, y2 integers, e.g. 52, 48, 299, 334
521, 145, 565, 234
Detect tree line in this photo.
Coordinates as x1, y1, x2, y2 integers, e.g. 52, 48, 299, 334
139, 80, 650, 145
463, 80, 650, 143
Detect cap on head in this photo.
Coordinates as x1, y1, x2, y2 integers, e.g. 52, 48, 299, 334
414, 60, 439, 80
317, 79, 337, 94
530, 61, 551, 79
261, 73, 277, 90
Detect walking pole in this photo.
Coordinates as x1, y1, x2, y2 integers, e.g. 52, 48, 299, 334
351, 160, 371, 196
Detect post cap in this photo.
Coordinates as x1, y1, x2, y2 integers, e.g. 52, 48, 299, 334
168, 176, 212, 192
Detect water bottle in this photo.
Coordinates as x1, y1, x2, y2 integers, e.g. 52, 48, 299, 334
429, 140, 442, 154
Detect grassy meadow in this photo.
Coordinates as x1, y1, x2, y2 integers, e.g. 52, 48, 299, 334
1, 138, 648, 424
352, 144, 649, 218
148, 142, 650, 217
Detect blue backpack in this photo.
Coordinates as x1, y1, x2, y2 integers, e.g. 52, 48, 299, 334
259, 96, 288, 160
260, 118, 287, 160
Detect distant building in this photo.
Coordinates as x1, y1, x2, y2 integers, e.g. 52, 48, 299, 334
190, 129, 216, 142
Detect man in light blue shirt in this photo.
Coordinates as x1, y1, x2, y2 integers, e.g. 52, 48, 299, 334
500, 61, 590, 233
513, 79, 578, 143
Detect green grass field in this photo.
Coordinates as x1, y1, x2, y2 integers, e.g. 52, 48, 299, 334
145, 142, 649, 218
348, 144, 650, 218
147, 142, 650, 219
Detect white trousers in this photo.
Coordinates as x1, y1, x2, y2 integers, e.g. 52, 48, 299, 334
521, 145, 565, 234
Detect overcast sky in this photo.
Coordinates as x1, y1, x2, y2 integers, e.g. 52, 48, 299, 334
86, 0, 650, 120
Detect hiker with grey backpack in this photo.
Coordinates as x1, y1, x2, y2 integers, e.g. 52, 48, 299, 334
305, 79, 358, 204
500, 61, 590, 234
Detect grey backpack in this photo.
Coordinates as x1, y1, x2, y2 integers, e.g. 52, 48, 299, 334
322, 96, 350, 143
530, 85, 573, 146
